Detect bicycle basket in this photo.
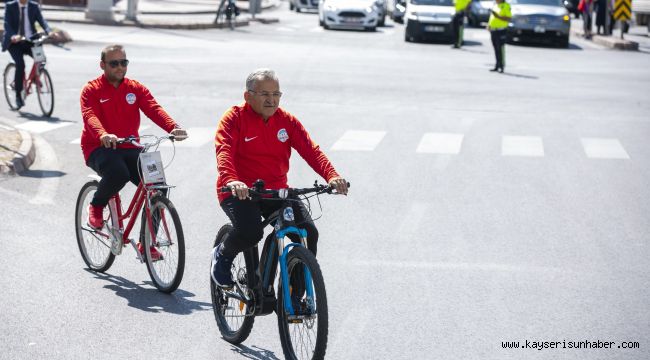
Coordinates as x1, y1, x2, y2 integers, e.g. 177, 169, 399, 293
32, 45, 46, 63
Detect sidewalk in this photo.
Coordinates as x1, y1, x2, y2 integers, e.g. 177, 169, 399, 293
570, 17, 650, 51
0, 122, 35, 176
0, 0, 281, 30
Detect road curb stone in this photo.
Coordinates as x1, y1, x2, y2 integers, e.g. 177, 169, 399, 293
0, 126, 35, 175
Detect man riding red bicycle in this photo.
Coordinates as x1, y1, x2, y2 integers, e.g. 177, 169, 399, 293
2, 0, 52, 109
80, 44, 188, 260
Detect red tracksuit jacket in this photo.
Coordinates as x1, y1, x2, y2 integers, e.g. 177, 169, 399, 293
215, 103, 339, 202
80, 74, 178, 162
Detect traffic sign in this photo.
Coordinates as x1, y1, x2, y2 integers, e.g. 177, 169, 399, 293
614, 0, 632, 21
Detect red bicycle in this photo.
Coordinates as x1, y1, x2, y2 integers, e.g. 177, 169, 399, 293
3, 33, 54, 117
74, 135, 185, 293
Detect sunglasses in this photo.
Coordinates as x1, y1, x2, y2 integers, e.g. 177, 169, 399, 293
106, 59, 129, 68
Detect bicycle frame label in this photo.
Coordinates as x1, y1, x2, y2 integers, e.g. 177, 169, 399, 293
32, 45, 46, 63
283, 207, 294, 221
139, 151, 166, 184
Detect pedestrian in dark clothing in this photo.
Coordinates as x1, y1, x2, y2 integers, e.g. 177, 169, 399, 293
595, 0, 607, 34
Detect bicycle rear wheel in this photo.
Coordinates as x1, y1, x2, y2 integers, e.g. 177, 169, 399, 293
277, 246, 328, 360
75, 181, 115, 272
143, 195, 185, 293
3, 63, 18, 110
36, 67, 54, 117
211, 224, 256, 344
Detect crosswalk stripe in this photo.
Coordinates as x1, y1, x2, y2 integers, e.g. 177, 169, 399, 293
330, 130, 386, 151
416, 132, 464, 154
69, 125, 151, 144
581, 138, 630, 159
15, 121, 73, 134
160, 127, 214, 148
502, 136, 545, 157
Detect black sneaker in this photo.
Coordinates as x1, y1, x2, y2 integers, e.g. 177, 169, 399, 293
211, 244, 235, 288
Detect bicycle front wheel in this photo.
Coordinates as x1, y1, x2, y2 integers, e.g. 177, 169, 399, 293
75, 181, 115, 272
3, 63, 18, 110
143, 195, 185, 293
277, 246, 328, 360
211, 224, 256, 344
36, 68, 54, 117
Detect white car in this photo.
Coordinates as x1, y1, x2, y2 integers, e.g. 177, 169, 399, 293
404, 0, 455, 42
319, 0, 384, 31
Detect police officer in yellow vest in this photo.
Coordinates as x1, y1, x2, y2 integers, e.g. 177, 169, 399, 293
487, 0, 511, 72
451, 0, 472, 48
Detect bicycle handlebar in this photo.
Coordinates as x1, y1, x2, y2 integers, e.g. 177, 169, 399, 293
220, 180, 350, 198
117, 135, 177, 150
16, 32, 49, 46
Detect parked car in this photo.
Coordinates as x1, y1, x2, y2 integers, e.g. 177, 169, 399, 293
468, 0, 493, 26
563, 0, 581, 18
290, 0, 321, 12
404, 0, 455, 42
319, 0, 383, 30
507, 0, 571, 48
387, 0, 407, 23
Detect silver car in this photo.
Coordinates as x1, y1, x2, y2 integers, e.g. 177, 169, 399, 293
507, 0, 571, 47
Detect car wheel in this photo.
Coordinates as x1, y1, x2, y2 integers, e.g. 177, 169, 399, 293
289, 2, 294, 10
296, 6, 301, 12
379, 14, 386, 27
365, 26, 377, 32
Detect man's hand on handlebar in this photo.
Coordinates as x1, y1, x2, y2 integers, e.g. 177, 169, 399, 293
328, 176, 348, 195
10, 35, 24, 44
171, 128, 188, 141
226, 180, 250, 200
100, 133, 119, 149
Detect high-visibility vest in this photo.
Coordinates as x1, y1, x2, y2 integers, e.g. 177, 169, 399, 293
454, 0, 472, 12
488, 2, 511, 29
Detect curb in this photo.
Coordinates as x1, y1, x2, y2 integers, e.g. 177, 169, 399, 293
0, 128, 35, 175
569, 25, 639, 51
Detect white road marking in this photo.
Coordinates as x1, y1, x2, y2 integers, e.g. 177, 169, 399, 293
581, 138, 630, 159
501, 136, 545, 157
330, 130, 386, 151
416, 132, 464, 154
70, 125, 151, 144
160, 127, 214, 148
15, 121, 73, 134
29, 135, 60, 205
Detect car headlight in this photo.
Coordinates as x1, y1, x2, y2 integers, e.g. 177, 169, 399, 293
396, 3, 405, 11
366, 6, 374, 13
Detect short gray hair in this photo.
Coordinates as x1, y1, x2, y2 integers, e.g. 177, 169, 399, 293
246, 68, 278, 91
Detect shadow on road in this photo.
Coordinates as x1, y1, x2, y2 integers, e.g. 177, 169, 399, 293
499, 71, 539, 80
229, 344, 282, 360
20, 169, 66, 178
86, 269, 212, 314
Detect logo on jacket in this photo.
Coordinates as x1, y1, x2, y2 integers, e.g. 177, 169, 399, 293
125, 93, 136, 105
277, 128, 289, 143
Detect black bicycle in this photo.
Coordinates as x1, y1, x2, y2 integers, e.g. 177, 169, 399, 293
211, 180, 348, 360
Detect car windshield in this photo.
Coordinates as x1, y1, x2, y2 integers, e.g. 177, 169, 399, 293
509, 0, 563, 6
411, 0, 454, 6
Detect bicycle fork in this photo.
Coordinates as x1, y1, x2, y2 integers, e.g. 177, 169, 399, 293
276, 228, 316, 319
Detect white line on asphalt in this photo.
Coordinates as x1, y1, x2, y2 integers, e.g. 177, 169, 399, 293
416, 133, 464, 154
70, 125, 151, 144
29, 135, 60, 205
15, 120, 73, 134
581, 138, 630, 159
160, 127, 214, 148
330, 130, 386, 151
501, 135, 545, 157
396, 202, 428, 242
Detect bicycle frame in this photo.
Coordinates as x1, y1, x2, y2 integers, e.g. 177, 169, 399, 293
22, 60, 46, 98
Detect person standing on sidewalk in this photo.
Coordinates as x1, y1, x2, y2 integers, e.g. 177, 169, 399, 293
451, 0, 472, 48
80, 44, 188, 259
2, 0, 51, 109
578, 0, 594, 38
487, 0, 511, 73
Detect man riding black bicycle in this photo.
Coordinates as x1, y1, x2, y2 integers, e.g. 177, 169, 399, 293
211, 68, 349, 288
2, 0, 51, 109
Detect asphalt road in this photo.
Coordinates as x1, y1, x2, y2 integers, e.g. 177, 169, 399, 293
0, 5, 649, 360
